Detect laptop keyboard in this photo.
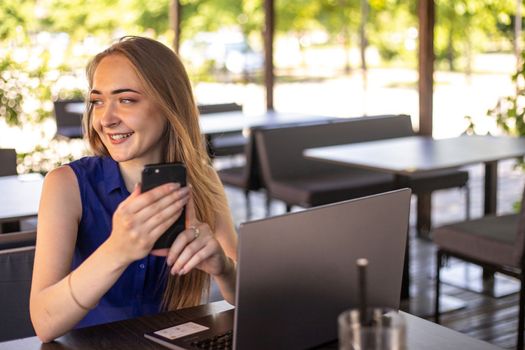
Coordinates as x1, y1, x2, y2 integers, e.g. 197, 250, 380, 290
190, 330, 233, 349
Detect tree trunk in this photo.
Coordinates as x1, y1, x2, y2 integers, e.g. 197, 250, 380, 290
170, 0, 181, 53
359, 0, 368, 72
446, 27, 454, 71
515, 0, 522, 71
418, 0, 435, 136
264, 0, 275, 110
340, 0, 351, 74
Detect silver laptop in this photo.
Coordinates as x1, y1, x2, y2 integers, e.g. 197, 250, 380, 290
145, 188, 411, 349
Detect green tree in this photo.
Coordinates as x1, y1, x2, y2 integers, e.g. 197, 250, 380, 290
318, 0, 361, 73
434, 0, 515, 71
0, 0, 35, 41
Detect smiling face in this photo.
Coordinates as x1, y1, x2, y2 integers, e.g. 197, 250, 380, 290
89, 54, 166, 166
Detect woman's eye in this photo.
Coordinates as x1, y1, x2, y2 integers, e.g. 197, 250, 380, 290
89, 99, 102, 106
120, 98, 136, 104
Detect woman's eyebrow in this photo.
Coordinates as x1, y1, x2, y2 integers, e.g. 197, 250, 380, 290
90, 88, 141, 95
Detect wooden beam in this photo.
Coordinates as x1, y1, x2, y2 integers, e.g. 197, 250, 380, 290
264, 0, 275, 110
418, 0, 434, 136
170, 0, 181, 53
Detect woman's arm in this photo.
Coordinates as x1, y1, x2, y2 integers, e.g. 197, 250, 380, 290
30, 166, 124, 342
207, 169, 238, 303
30, 166, 190, 342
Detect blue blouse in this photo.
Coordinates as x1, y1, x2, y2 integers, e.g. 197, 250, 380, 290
68, 156, 168, 328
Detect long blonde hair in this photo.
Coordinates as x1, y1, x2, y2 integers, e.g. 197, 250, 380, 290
84, 36, 225, 309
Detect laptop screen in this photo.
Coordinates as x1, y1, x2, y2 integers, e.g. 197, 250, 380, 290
234, 189, 411, 349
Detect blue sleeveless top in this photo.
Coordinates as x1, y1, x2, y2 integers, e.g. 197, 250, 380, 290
68, 156, 168, 328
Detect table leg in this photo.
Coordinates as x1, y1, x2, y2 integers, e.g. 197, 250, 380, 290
483, 160, 504, 292
401, 236, 409, 300
399, 227, 467, 316
205, 134, 215, 158
484, 161, 498, 215
416, 193, 432, 240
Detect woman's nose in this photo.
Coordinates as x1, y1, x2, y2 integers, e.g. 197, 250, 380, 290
98, 102, 121, 128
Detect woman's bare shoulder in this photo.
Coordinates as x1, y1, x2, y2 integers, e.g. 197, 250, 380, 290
40, 165, 81, 218
45, 165, 76, 183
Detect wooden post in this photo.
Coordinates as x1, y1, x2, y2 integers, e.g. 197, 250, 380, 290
418, 0, 434, 136
417, 0, 435, 240
264, 0, 275, 111
170, 0, 181, 53
359, 0, 369, 91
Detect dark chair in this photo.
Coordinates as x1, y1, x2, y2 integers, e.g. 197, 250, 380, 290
198, 103, 242, 115
54, 99, 84, 138
198, 103, 246, 157
0, 231, 36, 341
0, 230, 36, 250
0, 148, 17, 177
217, 129, 262, 219
434, 187, 525, 349
0, 148, 19, 233
217, 119, 335, 219
254, 115, 469, 223
254, 117, 397, 213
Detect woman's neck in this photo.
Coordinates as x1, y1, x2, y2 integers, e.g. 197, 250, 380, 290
118, 160, 145, 193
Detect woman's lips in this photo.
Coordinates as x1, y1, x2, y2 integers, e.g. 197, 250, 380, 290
108, 132, 134, 144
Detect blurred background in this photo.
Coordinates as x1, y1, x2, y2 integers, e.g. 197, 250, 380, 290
0, 0, 522, 174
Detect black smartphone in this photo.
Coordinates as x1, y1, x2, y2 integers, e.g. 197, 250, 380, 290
141, 162, 186, 250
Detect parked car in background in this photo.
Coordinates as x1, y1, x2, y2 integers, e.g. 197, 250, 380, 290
180, 30, 263, 79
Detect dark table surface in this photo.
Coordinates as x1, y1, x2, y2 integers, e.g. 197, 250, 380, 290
304, 135, 525, 176
0, 174, 43, 224
0, 301, 502, 350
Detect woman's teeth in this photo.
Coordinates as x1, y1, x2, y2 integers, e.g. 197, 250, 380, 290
110, 133, 133, 140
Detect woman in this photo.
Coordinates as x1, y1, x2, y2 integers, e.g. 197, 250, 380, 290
29, 36, 237, 342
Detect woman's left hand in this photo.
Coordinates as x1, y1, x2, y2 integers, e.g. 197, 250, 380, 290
166, 191, 233, 277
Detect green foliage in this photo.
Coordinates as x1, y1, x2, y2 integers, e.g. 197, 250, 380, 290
488, 53, 525, 137
434, 0, 515, 71
0, 57, 24, 126
0, 0, 35, 41
0, 53, 59, 126
368, 0, 416, 64
179, 0, 245, 40
487, 53, 525, 179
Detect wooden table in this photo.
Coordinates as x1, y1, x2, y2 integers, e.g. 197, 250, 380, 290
304, 135, 525, 310
304, 135, 525, 216
0, 174, 43, 232
0, 301, 502, 350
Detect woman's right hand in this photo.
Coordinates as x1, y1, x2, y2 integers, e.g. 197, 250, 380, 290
106, 182, 190, 264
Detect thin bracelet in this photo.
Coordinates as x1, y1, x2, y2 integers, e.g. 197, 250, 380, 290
67, 272, 93, 311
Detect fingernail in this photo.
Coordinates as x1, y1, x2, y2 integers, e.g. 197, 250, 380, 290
169, 183, 180, 191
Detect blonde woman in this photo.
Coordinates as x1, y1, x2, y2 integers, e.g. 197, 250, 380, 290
29, 36, 237, 342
